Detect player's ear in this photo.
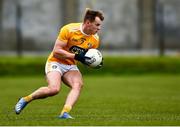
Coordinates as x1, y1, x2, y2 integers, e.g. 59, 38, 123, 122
85, 20, 91, 25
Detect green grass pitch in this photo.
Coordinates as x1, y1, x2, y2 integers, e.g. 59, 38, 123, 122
0, 75, 180, 126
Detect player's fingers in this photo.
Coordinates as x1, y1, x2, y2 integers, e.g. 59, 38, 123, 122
84, 56, 91, 59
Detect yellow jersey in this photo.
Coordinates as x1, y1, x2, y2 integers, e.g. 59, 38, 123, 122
47, 23, 100, 65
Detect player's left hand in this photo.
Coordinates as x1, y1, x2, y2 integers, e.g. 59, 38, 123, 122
94, 58, 103, 69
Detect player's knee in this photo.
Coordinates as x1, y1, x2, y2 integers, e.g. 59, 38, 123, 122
72, 82, 83, 90
48, 86, 60, 96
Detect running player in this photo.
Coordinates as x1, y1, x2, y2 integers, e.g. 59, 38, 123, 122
15, 8, 104, 119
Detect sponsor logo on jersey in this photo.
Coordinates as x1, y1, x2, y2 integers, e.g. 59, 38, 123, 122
69, 46, 87, 54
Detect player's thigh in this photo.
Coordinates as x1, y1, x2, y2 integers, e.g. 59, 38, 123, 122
46, 71, 62, 89
62, 70, 83, 88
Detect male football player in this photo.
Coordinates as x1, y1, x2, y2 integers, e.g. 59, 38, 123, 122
15, 8, 104, 119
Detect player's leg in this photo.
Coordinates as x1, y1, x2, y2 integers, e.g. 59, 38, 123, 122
15, 71, 62, 114
28, 71, 62, 99
58, 70, 83, 119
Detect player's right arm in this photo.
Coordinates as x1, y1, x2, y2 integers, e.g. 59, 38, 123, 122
53, 25, 75, 59
53, 39, 75, 59
53, 25, 90, 64
53, 39, 90, 64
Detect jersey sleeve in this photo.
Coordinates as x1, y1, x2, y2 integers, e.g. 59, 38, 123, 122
92, 41, 99, 49
57, 25, 70, 43
92, 34, 100, 49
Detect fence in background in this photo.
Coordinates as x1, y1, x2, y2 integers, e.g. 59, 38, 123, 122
0, 0, 180, 57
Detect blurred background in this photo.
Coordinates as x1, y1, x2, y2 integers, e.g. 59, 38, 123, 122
0, 0, 180, 57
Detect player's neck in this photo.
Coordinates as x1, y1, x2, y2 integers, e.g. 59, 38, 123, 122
81, 24, 91, 36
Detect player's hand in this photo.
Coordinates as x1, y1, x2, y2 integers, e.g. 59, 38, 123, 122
74, 52, 91, 65
95, 58, 103, 69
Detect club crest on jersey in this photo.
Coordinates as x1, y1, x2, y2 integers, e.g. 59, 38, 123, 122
87, 43, 93, 48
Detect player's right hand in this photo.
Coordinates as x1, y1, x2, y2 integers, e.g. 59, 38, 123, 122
74, 52, 91, 65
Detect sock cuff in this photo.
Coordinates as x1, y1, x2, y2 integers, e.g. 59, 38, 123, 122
64, 105, 72, 110
23, 95, 33, 102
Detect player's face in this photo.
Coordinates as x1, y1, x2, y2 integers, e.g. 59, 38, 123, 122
86, 17, 103, 35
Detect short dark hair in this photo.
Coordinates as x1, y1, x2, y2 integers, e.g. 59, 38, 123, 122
84, 9, 104, 23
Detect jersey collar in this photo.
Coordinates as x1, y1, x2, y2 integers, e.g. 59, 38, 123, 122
80, 23, 90, 36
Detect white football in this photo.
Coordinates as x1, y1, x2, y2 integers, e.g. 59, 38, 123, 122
85, 49, 103, 68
